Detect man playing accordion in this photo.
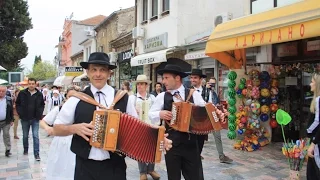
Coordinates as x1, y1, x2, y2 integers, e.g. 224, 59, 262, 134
149, 61, 206, 180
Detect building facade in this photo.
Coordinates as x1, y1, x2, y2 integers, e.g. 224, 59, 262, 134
95, 7, 135, 88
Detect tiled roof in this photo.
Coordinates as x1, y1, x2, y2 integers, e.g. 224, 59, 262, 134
79, 15, 107, 26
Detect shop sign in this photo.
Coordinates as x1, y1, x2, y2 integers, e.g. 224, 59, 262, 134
118, 49, 133, 62
276, 42, 298, 57
65, 66, 83, 76
144, 33, 168, 52
184, 50, 209, 60
307, 40, 320, 51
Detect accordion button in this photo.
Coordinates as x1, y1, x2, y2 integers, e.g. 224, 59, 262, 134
109, 128, 115, 134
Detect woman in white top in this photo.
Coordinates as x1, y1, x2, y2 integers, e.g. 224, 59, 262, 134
42, 88, 50, 118
47, 90, 62, 114
40, 86, 79, 180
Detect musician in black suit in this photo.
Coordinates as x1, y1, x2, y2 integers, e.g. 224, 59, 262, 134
192, 73, 233, 164
149, 63, 206, 180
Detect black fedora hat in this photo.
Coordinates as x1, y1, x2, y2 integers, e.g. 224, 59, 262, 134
80, 52, 117, 70
158, 64, 188, 78
189, 69, 207, 78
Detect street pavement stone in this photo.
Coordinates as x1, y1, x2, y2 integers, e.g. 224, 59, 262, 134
0, 127, 307, 180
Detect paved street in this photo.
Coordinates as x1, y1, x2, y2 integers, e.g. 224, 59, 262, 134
0, 127, 307, 180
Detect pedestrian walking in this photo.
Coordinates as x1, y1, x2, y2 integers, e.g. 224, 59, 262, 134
13, 89, 20, 139
0, 85, 14, 157
16, 78, 45, 161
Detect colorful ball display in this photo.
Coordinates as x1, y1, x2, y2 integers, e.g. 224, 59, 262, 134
228, 114, 236, 123
238, 83, 245, 90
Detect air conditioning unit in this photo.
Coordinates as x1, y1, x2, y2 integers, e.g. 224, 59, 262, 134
108, 52, 118, 64
132, 27, 145, 40
86, 30, 95, 36
214, 12, 233, 27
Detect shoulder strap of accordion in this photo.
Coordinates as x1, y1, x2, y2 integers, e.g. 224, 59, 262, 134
109, 90, 128, 110
186, 88, 195, 103
69, 91, 106, 109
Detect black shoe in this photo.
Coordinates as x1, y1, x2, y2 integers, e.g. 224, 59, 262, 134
23, 150, 28, 155
5, 150, 11, 157
35, 155, 41, 161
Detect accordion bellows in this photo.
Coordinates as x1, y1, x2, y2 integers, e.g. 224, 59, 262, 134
90, 110, 165, 163
169, 102, 227, 134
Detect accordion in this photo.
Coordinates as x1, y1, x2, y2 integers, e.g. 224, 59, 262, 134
90, 109, 165, 163
169, 102, 227, 134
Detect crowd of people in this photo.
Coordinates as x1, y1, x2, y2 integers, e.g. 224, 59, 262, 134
1, 51, 319, 180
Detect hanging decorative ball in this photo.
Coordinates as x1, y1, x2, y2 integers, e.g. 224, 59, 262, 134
238, 83, 245, 90
270, 87, 279, 96
246, 80, 253, 90
228, 114, 236, 123
260, 81, 270, 89
228, 106, 237, 114
227, 71, 237, 81
260, 113, 269, 122
261, 88, 270, 97
228, 88, 236, 97
270, 119, 278, 128
260, 71, 271, 81
270, 112, 276, 119
237, 129, 244, 135
236, 89, 242, 95
245, 98, 253, 106
228, 80, 236, 88
270, 104, 279, 112
271, 79, 279, 87
253, 79, 261, 87
242, 89, 248, 96
260, 98, 271, 106
271, 96, 279, 104
240, 78, 246, 84
228, 98, 236, 106
237, 94, 243, 98
227, 131, 237, 140
261, 105, 270, 114
228, 123, 236, 131
240, 116, 248, 124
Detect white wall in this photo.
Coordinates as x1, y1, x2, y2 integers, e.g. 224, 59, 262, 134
72, 24, 95, 56
82, 38, 96, 62
136, 0, 250, 54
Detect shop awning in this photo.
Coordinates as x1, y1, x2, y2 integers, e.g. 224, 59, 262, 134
205, 0, 320, 69
0, 65, 6, 71
73, 72, 87, 83
130, 48, 173, 67
53, 76, 75, 87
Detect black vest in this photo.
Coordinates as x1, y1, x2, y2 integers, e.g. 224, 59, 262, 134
70, 86, 128, 159
164, 88, 197, 146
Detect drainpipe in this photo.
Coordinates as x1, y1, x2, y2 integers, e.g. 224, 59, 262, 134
134, 0, 137, 54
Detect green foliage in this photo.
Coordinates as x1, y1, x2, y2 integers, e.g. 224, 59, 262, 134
28, 61, 57, 81
33, 55, 42, 70
0, 0, 33, 70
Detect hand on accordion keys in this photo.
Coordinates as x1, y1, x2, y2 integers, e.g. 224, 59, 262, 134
72, 122, 94, 141
160, 110, 172, 121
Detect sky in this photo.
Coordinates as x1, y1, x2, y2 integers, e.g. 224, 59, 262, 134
21, 0, 135, 71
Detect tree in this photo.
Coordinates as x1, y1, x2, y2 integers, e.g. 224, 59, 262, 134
28, 61, 57, 81
33, 55, 42, 70
0, 0, 33, 70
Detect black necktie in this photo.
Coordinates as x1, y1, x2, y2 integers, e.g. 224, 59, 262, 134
96, 91, 103, 104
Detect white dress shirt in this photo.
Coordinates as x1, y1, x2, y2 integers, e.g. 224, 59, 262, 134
148, 85, 206, 125
55, 84, 138, 161
194, 86, 203, 94
128, 92, 156, 125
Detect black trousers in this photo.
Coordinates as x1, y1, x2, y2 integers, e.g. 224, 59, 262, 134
165, 142, 203, 180
74, 153, 126, 180
197, 135, 207, 154
307, 157, 320, 180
